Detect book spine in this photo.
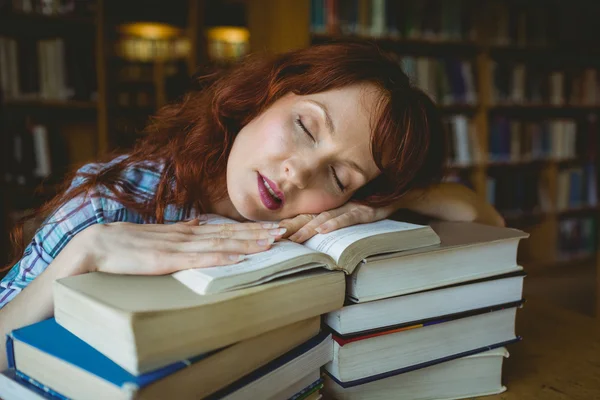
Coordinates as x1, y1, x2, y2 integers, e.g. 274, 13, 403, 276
6, 333, 15, 369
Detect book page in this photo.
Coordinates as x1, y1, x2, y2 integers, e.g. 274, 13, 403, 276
303, 219, 423, 263
176, 240, 320, 280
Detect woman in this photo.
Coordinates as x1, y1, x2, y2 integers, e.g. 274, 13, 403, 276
0, 42, 503, 368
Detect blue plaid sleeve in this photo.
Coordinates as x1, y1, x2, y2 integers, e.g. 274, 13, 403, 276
0, 190, 104, 309
0, 158, 165, 309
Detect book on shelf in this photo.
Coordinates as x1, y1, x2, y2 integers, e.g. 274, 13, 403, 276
53, 270, 344, 374
558, 217, 597, 260
488, 117, 577, 163
310, 0, 476, 41
346, 221, 527, 302
171, 214, 440, 295
486, 172, 548, 220
325, 271, 525, 335
323, 347, 509, 400
324, 303, 521, 386
444, 114, 482, 167
6, 317, 322, 400
0, 36, 97, 102
2, 0, 95, 16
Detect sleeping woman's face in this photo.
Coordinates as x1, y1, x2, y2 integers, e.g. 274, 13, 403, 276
223, 83, 383, 222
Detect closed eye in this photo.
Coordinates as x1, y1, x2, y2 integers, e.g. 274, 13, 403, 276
295, 117, 345, 193
295, 118, 315, 141
331, 166, 345, 192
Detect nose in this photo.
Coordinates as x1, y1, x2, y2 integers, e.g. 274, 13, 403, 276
283, 157, 314, 189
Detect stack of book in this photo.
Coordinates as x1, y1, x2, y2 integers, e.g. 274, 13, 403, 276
321, 221, 528, 400
1, 215, 446, 399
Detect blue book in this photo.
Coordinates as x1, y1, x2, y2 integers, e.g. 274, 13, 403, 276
7, 317, 321, 399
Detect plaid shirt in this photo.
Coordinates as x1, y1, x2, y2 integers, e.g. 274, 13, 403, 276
0, 157, 187, 309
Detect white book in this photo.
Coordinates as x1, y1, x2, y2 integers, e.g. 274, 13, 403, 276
347, 221, 527, 302
54, 271, 344, 374
325, 307, 519, 383
0, 370, 47, 400
31, 125, 52, 178
325, 272, 524, 335
452, 116, 471, 165
324, 347, 509, 400
173, 214, 440, 295
219, 333, 332, 400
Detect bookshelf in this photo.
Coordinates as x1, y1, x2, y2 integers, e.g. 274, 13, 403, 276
247, 0, 600, 277
0, 0, 101, 265
0, 0, 207, 266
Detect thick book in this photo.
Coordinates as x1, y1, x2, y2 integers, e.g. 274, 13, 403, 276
172, 214, 440, 295
0, 369, 57, 400
325, 271, 525, 335
324, 303, 522, 385
324, 347, 509, 400
6, 317, 321, 400
348, 221, 528, 302
206, 332, 332, 400
53, 270, 344, 375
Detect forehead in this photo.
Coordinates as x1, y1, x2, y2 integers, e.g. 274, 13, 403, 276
307, 83, 382, 130
305, 84, 382, 179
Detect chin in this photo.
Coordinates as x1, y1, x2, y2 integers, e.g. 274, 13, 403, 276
228, 191, 276, 222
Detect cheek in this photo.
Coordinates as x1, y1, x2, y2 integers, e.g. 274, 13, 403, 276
293, 190, 348, 215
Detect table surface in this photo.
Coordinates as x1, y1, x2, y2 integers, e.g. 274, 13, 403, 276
481, 299, 600, 400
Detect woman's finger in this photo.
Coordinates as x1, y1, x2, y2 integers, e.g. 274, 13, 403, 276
145, 251, 247, 275
124, 220, 279, 236
279, 214, 317, 239
168, 237, 276, 254
188, 222, 280, 234
288, 210, 344, 243
193, 227, 287, 240
316, 206, 377, 234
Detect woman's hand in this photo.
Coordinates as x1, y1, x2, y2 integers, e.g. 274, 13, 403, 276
280, 202, 396, 243
71, 219, 287, 275
280, 183, 505, 244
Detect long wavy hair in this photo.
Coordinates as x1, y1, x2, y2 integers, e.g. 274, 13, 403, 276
6, 41, 446, 267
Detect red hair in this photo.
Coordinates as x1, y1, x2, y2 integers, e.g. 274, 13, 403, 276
6, 41, 445, 266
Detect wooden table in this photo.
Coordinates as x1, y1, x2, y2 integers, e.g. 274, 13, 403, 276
483, 299, 600, 400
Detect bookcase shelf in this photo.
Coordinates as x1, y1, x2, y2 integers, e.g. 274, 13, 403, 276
438, 104, 480, 115
246, 0, 600, 277
0, 0, 206, 265
0, 12, 96, 36
4, 99, 98, 110
311, 34, 481, 56
489, 105, 600, 117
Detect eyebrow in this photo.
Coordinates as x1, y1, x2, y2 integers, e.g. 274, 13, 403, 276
307, 100, 335, 136
348, 160, 367, 179
306, 100, 369, 180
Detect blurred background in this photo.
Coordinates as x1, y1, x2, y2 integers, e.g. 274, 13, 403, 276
1, 0, 600, 316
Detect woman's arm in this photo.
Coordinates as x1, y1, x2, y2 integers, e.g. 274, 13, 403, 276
283, 182, 504, 242
0, 236, 89, 370
0, 220, 285, 370
395, 182, 505, 227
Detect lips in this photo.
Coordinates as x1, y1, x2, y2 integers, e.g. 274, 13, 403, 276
257, 173, 284, 211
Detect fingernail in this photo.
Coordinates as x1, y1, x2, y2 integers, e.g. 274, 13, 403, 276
269, 228, 287, 236
229, 254, 245, 261
198, 214, 209, 221
257, 238, 275, 246
261, 222, 279, 229
290, 232, 303, 242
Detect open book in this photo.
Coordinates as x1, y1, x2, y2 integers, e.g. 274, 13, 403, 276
172, 215, 440, 295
